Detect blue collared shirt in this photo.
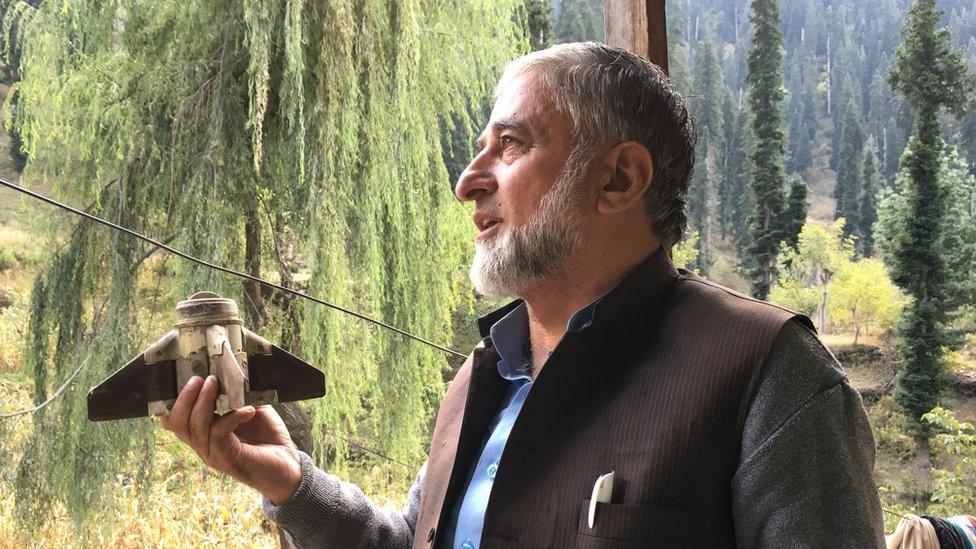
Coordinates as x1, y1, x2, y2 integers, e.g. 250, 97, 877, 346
443, 300, 599, 549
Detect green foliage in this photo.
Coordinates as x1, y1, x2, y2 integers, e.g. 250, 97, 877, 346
834, 99, 865, 245
886, 0, 974, 435
691, 39, 725, 144
940, 149, 976, 316
887, 0, 973, 121
772, 217, 903, 342
671, 231, 700, 272
554, 0, 602, 43
523, 0, 553, 51
687, 40, 725, 277
877, 145, 976, 314
719, 91, 751, 251
743, 0, 790, 299
4, 0, 522, 535
785, 42, 815, 176
860, 141, 881, 257
879, 142, 976, 435
665, 0, 692, 95
688, 132, 712, 275
782, 176, 809, 252
768, 277, 821, 319
922, 406, 976, 515
769, 219, 854, 331
0, 243, 14, 271
828, 258, 904, 343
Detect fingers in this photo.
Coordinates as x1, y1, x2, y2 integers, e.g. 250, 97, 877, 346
189, 375, 219, 459
160, 375, 204, 443
211, 406, 256, 441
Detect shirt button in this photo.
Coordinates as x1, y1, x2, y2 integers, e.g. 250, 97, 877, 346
461, 539, 476, 549
487, 463, 498, 479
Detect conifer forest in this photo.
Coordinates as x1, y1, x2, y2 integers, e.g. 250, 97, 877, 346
0, 0, 975, 544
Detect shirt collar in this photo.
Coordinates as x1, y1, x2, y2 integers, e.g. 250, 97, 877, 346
476, 245, 681, 341
487, 296, 604, 382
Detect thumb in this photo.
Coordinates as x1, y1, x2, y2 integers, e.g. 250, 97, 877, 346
211, 406, 257, 441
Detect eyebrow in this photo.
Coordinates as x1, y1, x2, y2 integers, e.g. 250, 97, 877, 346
476, 117, 533, 149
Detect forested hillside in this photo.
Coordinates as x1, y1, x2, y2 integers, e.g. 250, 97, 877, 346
555, 0, 976, 283
0, 0, 974, 543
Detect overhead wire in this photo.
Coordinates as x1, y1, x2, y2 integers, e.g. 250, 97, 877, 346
0, 177, 467, 359
0, 177, 467, 471
0, 357, 90, 418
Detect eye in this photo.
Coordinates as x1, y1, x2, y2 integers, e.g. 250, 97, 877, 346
500, 135, 519, 146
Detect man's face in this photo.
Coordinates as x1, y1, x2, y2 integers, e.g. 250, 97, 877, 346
454, 74, 591, 297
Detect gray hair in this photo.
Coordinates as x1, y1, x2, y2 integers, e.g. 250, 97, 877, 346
496, 42, 697, 249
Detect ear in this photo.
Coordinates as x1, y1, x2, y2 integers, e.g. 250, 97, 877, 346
596, 141, 654, 215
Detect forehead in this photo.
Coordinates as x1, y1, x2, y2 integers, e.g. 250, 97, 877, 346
488, 74, 570, 138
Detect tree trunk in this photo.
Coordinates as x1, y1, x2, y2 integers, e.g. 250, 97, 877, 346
819, 285, 828, 333
243, 205, 267, 328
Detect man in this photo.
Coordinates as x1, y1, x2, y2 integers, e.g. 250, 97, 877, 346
162, 42, 884, 547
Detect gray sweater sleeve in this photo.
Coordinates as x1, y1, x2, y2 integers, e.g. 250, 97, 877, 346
732, 319, 885, 548
262, 452, 424, 548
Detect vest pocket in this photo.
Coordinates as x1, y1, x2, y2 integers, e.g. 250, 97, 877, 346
576, 498, 694, 548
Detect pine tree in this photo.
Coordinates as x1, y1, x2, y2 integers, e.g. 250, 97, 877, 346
743, 0, 789, 299
524, 0, 553, 51
717, 91, 738, 241
886, 0, 973, 435
860, 140, 881, 256
555, 0, 602, 43
724, 91, 754, 254
688, 40, 725, 276
834, 99, 866, 245
691, 40, 725, 143
666, 0, 693, 95
939, 148, 976, 315
783, 176, 810, 252
786, 62, 814, 175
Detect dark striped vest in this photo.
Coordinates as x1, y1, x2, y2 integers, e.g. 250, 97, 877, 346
413, 246, 811, 548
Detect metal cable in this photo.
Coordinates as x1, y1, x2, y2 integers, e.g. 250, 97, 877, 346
0, 356, 90, 418
0, 177, 467, 358
0, 184, 430, 465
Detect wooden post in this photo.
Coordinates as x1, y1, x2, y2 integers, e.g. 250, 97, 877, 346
603, 0, 669, 76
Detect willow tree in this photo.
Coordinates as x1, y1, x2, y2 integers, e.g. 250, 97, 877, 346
3, 0, 522, 535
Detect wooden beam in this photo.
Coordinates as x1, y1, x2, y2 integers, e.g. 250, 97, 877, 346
603, 0, 669, 76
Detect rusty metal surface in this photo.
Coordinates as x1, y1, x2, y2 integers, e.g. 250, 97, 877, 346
249, 346, 326, 402
87, 355, 177, 421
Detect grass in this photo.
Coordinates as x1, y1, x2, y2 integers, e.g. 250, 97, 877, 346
0, 434, 281, 547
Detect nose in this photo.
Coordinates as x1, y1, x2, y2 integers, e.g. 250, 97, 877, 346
454, 149, 497, 203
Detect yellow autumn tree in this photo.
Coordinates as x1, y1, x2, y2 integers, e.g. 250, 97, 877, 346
828, 258, 904, 344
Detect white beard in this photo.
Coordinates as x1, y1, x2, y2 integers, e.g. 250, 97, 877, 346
469, 160, 588, 297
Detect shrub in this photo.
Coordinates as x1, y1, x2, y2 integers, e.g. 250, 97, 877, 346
0, 246, 15, 272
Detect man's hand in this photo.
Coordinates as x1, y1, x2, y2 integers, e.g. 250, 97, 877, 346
159, 375, 303, 505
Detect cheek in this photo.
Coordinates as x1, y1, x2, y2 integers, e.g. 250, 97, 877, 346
498, 172, 553, 218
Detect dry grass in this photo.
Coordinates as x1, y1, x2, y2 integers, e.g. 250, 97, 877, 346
820, 331, 887, 349
0, 421, 281, 547
0, 475, 280, 548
